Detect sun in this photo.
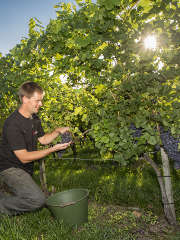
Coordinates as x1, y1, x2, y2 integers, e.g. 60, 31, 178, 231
144, 35, 157, 50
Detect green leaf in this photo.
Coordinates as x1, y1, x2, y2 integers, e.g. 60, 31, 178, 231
147, 136, 157, 145
101, 136, 109, 144
74, 106, 83, 115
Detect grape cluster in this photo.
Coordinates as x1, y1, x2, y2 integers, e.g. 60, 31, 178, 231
159, 126, 180, 169
129, 123, 143, 138
57, 132, 72, 158
130, 123, 180, 169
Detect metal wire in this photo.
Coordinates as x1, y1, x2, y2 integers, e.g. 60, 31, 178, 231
58, 157, 119, 162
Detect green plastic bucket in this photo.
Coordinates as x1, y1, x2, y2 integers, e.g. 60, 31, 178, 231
46, 188, 89, 225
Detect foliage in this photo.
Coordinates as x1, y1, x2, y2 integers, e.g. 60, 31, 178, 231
0, 0, 179, 163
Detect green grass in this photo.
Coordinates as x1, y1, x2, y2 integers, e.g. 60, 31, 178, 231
37, 155, 179, 215
0, 202, 179, 240
0, 149, 180, 239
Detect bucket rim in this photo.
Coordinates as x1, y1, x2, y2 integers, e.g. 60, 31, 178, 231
46, 188, 89, 208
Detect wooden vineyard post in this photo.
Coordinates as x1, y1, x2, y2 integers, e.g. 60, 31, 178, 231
160, 147, 176, 224
144, 152, 176, 225
39, 159, 50, 197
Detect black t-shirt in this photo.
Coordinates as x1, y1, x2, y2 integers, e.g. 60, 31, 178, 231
0, 109, 45, 175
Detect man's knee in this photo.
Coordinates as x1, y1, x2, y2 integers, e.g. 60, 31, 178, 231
22, 190, 46, 211
29, 191, 46, 209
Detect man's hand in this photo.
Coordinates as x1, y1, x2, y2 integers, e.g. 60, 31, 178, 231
55, 127, 70, 135
39, 127, 70, 145
53, 141, 72, 152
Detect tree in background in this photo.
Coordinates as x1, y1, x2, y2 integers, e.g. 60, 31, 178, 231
0, 0, 179, 224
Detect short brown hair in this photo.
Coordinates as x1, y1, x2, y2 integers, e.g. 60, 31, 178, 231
18, 81, 44, 102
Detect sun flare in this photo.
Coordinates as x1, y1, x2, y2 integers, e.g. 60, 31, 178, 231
144, 35, 157, 50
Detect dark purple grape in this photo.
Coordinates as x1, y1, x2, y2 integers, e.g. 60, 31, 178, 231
129, 123, 180, 169
129, 123, 143, 138
159, 126, 180, 169
57, 132, 72, 158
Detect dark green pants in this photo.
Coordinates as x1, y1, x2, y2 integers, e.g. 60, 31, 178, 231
0, 167, 46, 215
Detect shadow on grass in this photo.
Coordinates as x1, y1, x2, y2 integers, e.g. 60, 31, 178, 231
34, 157, 164, 214
32, 150, 180, 224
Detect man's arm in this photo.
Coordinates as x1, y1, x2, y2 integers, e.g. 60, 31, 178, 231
14, 142, 71, 163
38, 127, 70, 145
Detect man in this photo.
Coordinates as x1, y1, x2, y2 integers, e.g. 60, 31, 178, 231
0, 81, 71, 216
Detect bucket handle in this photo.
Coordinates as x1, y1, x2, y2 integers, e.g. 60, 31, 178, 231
56, 201, 76, 208
49, 190, 89, 208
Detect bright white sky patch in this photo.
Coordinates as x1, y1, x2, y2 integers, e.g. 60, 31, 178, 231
144, 35, 157, 50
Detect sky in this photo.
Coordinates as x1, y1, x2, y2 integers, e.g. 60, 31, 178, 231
0, 0, 75, 56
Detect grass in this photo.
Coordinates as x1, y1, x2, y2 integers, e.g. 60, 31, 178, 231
0, 148, 180, 239
0, 202, 179, 240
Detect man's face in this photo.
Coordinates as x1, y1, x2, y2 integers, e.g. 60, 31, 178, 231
24, 91, 44, 115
